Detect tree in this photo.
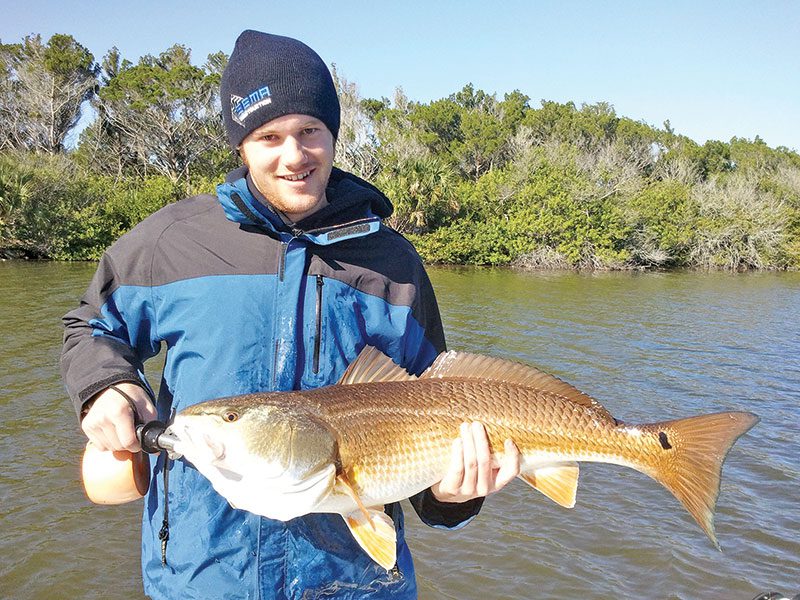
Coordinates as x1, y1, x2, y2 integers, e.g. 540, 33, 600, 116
331, 65, 378, 180
402, 84, 528, 181
0, 34, 98, 153
453, 86, 530, 180
87, 45, 226, 181
408, 97, 462, 156
522, 100, 620, 148
0, 41, 22, 151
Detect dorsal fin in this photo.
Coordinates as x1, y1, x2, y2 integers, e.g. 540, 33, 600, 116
338, 346, 418, 385
420, 351, 616, 423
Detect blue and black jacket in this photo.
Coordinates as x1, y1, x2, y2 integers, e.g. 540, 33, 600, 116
61, 167, 483, 599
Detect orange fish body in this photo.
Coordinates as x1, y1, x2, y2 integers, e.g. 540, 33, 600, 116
167, 347, 759, 569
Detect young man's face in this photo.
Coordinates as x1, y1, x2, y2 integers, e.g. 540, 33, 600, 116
239, 114, 335, 222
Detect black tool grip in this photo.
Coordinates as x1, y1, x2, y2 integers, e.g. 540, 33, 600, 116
137, 421, 168, 454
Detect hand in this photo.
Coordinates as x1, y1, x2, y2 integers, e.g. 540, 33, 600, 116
430, 421, 521, 503
81, 383, 157, 452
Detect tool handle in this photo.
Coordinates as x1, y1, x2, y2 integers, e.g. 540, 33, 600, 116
81, 443, 150, 504
81, 421, 171, 505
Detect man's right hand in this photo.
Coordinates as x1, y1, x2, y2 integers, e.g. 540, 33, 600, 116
81, 383, 158, 452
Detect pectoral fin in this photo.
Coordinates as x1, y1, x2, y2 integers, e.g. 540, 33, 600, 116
518, 463, 579, 508
343, 507, 397, 571
335, 473, 372, 523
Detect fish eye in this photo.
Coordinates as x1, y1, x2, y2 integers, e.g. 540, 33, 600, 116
223, 411, 239, 423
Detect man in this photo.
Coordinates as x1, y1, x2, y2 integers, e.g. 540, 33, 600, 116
62, 30, 519, 599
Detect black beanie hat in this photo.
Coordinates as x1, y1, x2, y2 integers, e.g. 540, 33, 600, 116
220, 30, 340, 149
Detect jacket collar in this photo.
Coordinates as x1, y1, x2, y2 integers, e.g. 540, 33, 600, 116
216, 167, 392, 245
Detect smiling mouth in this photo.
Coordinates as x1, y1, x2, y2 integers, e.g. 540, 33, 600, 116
281, 170, 312, 182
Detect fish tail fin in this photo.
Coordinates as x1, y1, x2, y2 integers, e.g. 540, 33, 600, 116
646, 411, 759, 548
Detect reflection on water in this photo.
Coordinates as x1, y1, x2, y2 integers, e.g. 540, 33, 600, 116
1, 261, 798, 599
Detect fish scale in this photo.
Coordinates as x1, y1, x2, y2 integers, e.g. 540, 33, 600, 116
306, 378, 668, 504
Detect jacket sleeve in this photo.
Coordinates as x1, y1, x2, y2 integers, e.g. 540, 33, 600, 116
404, 262, 486, 529
61, 246, 160, 419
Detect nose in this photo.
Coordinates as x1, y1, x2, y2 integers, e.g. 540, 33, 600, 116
280, 135, 307, 168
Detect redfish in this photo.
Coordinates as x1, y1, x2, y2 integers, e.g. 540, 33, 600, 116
166, 346, 758, 569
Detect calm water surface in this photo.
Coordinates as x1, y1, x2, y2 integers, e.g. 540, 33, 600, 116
1, 261, 798, 599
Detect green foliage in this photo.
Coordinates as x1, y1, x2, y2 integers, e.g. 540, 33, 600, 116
408, 219, 525, 266
377, 155, 458, 233
41, 33, 95, 75
521, 100, 620, 147
508, 157, 631, 268
411, 155, 632, 268
626, 180, 694, 266
102, 45, 206, 108
0, 150, 191, 259
0, 151, 92, 258
360, 97, 389, 120
0, 152, 34, 241
408, 98, 462, 156
86, 44, 226, 181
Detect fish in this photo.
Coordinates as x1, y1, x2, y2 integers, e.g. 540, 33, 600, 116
165, 346, 759, 570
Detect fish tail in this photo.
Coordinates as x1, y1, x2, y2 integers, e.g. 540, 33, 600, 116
645, 411, 759, 548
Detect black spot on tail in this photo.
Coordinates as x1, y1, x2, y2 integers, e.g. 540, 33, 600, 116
658, 431, 672, 450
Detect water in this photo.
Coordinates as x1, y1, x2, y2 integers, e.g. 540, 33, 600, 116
1, 261, 798, 599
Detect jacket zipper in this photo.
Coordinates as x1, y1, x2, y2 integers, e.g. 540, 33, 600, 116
313, 275, 324, 374
278, 241, 288, 281
273, 240, 289, 388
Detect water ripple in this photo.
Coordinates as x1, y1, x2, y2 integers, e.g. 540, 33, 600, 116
2, 263, 799, 599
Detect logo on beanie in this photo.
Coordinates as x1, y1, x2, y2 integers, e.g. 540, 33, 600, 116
230, 85, 272, 126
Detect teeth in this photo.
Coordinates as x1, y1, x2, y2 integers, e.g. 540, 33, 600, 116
284, 171, 310, 181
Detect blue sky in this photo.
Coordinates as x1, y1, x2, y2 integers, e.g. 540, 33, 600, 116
3, 0, 799, 150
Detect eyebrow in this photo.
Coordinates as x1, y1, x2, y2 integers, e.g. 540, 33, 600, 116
252, 119, 323, 137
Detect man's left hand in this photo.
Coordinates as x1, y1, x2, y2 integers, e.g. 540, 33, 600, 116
431, 421, 521, 503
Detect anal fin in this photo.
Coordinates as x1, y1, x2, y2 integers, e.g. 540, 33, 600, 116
344, 507, 397, 571
518, 463, 579, 508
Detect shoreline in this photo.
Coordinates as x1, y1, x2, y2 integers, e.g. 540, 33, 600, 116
3, 254, 797, 274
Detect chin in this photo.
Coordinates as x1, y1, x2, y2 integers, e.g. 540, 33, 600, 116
276, 197, 324, 219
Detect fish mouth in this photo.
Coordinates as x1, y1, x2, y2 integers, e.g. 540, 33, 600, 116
166, 420, 227, 463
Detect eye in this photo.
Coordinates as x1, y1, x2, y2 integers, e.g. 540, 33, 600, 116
302, 127, 319, 135
223, 411, 239, 422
